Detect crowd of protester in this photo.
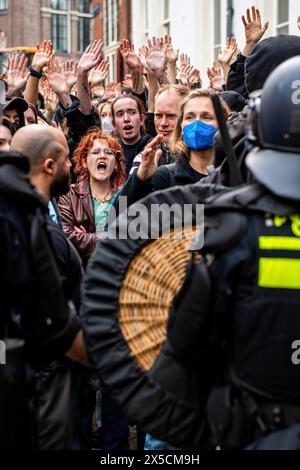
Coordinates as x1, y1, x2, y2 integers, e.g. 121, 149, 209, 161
2, 5, 300, 451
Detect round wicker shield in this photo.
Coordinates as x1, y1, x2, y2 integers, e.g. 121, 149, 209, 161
119, 226, 195, 371
82, 184, 213, 449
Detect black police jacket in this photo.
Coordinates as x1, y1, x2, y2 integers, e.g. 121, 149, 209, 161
0, 153, 81, 365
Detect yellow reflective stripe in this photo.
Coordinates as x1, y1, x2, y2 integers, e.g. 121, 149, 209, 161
259, 236, 300, 251
259, 258, 300, 289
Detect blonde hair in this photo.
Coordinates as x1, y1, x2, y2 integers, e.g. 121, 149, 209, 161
170, 89, 230, 158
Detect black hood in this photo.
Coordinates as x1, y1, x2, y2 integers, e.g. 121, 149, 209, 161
245, 35, 300, 93
0, 152, 47, 211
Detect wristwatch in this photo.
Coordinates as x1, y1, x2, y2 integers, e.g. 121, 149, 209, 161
29, 65, 43, 79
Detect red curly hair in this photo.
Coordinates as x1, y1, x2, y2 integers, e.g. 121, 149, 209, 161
73, 130, 126, 191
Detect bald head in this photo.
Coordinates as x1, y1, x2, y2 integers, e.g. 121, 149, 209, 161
154, 89, 185, 142
11, 124, 68, 174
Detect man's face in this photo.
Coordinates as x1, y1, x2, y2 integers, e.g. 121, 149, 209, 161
113, 98, 143, 145
154, 91, 181, 143
4, 108, 20, 126
0, 125, 12, 152
50, 137, 71, 197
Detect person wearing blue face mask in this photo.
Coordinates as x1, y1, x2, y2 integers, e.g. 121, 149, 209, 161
171, 89, 228, 176
112, 90, 230, 217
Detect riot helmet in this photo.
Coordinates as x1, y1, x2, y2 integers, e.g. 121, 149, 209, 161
246, 56, 300, 202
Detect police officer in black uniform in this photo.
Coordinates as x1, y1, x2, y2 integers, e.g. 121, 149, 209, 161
166, 55, 300, 449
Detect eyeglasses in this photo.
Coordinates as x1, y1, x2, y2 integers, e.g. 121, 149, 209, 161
90, 148, 116, 158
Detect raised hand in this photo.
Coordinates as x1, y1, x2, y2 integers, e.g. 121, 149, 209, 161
32, 40, 53, 72
298, 16, 300, 31
44, 60, 69, 97
180, 53, 191, 68
122, 74, 133, 89
43, 81, 58, 113
242, 6, 269, 45
144, 37, 167, 76
189, 68, 201, 86
89, 59, 109, 89
77, 40, 103, 75
62, 60, 78, 92
178, 63, 194, 87
163, 36, 179, 64
7, 53, 29, 93
120, 39, 142, 71
207, 63, 225, 93
137, 134, 164, 182
218, 36, 237, 65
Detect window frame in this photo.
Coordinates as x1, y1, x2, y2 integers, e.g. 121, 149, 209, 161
162, 0, 170, 36
0, 0, 8, 12
104, 0, 119, 48
276, 0, 290, 35
213, 0, 222, 61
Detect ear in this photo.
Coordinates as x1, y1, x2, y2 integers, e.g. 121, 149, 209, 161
43, 158, 56, 176
140, 113, 145, 127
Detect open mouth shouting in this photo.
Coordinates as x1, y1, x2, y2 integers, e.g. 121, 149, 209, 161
123, 125, 134, 134
97, 161, 108, 173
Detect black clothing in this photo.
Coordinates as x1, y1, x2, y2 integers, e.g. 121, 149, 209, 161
227, 36, 300, 99
114, 155, 207, 216
120, 133, 153, 176
245, 35, 300, 94
56, 95, 101, 157
0, 156, 81, 363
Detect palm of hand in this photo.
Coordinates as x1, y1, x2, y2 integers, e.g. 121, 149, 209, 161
124, 51, 141, 70
146, 51, 166, 73
246, 22, 264, 43
78, 53, 98, 72
218, 48, 233, 64
32, 52, 50, 71
89, 69, 107, 86
64, 71, 77, 89
166, 47, 178, 63
47, 72, 68, 95
7, 71, 27, 89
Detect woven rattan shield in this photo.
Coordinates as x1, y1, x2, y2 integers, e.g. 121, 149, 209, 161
119, 226, 195, 371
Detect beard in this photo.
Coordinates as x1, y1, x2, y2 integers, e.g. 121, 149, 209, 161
50, 171, 71, 198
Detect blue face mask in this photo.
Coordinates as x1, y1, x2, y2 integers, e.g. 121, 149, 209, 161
183, 120, 217, 151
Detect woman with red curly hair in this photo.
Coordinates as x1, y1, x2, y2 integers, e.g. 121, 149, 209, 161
58, 130, 126, 265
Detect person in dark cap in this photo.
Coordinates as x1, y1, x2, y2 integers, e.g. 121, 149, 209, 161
3, 97, 28, 129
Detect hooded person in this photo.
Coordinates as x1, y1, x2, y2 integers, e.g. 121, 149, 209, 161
227, 35, 300, 98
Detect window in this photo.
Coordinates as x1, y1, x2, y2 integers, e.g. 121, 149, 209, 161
163, 0, 170, 36
77, 0, 93, 53
49, 0, 92, 54
144, 0, 149, 37
213, 0, 221, 60
51, 0, 68, 53
104, 0, 119, 47
277, 0, 289, 35
0, 0, 7, 11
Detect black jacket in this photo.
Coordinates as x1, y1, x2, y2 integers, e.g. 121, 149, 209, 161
120, 133, 153, 176
0, 153, 81, 364
113, 155, 207, 216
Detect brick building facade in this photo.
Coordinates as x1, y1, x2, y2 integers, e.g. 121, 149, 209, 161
0, 0, 94, 57
93, 0, 132, 81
